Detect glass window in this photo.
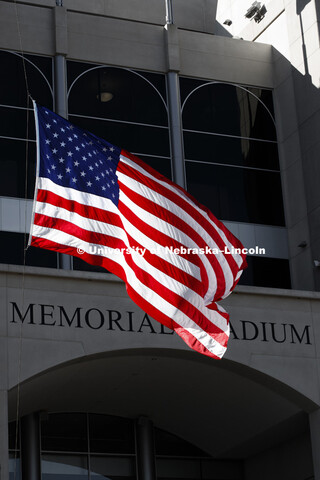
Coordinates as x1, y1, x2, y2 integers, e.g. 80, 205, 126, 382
68, 64, 167, 127
238, 257, 291, 289
180, 79, 276, 141
0, 232, 57, 268
0, 106, 36, 140
184, 132, 279, 170
41, 413, 88, 453
0, 51, 53, 109
68, 116, 170, 158
89, 414, 135, 454
0, 50, 53, 201
42, 454, 88, 479
9, 453, 21, 480
185, 162, 285, 226
90, 456, 136, 480
0, 138, 36, 199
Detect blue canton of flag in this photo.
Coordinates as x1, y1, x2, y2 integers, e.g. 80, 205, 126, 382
37, 105, 120, 205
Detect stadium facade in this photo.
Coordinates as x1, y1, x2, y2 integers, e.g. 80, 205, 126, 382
1, 0, 320, 478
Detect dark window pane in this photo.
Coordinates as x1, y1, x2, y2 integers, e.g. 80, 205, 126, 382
180, 79, 276, 141
9, 453, 21, 480
73, 256, 108, 274
69, 115, 170, 157
41, 413, 88, 453
0, 106, 36, 140
91, 456, 136, 480
0, 232, 57, 268
154, 428, 207, 457
89, 414, 135, 454
42, 454, 88, 479
0, 138, 36, 198
0, 50, 53, 108
239, 257, 291, 289
185, 162, 285, 226
8, 421, 20, 451
138, 154, 172, 179
184, 132, 279, 170
68, 64, 167, 126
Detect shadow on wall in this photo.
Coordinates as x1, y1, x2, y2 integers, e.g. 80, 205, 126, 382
296, 0, 312, 15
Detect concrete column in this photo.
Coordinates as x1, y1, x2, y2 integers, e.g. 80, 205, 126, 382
136, 417, 156, 480
54, 4, 72, 270
165, 0, 174, 24
309, 409, 320, 479
21, 413, 41, 480
166, 71, 186, 188
164, 22, 185, 189
0, 390, 9, 480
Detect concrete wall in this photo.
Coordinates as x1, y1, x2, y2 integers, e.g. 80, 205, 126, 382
216, 0, 320, 291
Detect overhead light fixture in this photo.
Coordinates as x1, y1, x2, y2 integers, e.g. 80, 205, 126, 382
97, 69, 114, 103
245, 2, 261, 19
223, 19, 232, 26
97, 92, 114, 103
253, 4, 267, 23
245, 2, 267, 23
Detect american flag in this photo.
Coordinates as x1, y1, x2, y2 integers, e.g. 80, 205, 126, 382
30, 103, 247, 359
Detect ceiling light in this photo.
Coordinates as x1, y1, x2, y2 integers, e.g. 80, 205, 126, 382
97, 92, 114, 103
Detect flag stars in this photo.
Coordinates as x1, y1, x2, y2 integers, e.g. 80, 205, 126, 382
59, 158, 65, 163
57, 174, 63, 180
53, 133, 59, 138
89, 166, 93, 171
66, 167, 71, 173
87, 181, 92, 187
75, 146, 80, 151
82, 156, 87, 161
60, 142, 66, 147
46, 123, 51, 129
67, 151, 73, 157
45, 139, 51, 145
51, 165, 56, 170
72, 177, 77, 183
102, 186, 106, 191
52, 148, 58, 154
80, 171, 86, 177
61, 127, 65, 132
95, 162, 99, 167
68, 137, 73, 142
74, 161, 79, 167
95, 176, 100, 181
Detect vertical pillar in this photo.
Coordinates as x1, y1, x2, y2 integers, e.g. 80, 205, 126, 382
164, 17, 185, 189
166, 71, 186, 188
136, 417, 156, 480
165, 0, 174, 24
54, 3, 72, 269
309, 409, 320, 479
0, 391, 9, 480
21, 413, 41, 480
